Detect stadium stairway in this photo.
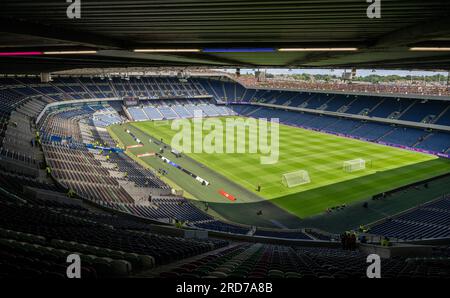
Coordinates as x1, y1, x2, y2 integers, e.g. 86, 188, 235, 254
412, 132, 433, 147
376, 127, 396, 142
433, 105, 450, 125
136, 243, 244, 277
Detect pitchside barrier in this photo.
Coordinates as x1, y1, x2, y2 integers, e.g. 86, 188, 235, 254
154, 153, 210, 186
85, 143, 124, 153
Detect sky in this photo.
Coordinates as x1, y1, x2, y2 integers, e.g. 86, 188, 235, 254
221, 68, 449, 77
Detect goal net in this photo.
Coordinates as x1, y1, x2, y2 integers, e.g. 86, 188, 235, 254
281, 170, 310, 188
343, 158, 366, 173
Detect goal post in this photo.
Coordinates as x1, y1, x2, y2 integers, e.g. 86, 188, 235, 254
281, 170, 311, 188
343, 158, 366, 173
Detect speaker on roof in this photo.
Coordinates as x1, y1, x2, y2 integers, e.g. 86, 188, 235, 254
40, 72, 52, 83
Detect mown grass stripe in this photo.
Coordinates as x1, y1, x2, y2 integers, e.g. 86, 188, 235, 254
126, 117, 450, 219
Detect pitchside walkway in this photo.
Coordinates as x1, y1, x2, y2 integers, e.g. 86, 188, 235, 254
299, 174, 450, 233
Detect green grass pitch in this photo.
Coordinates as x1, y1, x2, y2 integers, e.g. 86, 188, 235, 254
112, 117, 450, 219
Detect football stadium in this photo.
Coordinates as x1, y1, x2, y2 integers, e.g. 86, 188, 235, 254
1, 0, 450, 285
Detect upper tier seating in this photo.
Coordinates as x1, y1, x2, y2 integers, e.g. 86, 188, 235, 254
1, 76, 449, 129
198, 78, 450, 128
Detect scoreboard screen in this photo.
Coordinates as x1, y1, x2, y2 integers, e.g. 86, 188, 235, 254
123, 97, 139, 106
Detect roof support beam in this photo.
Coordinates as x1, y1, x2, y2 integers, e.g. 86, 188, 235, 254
0, 17, 125, 49
287, 16, 450, 67
96, 50, 235, 66
374, 16, 450, 48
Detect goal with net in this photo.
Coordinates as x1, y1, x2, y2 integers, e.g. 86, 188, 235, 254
281, 170, 311, 188
343, 159, 366, 173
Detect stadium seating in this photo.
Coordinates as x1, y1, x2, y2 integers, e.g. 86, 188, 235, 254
370, 197, 450, 240
158, 243, 450, 278
399, 100, 448, 123
254, 229, 312, 240
105, 199, 212, 223
236, 76, 450, 97
1, 75, 450, 279
415, 132, 450, 153
1, 75, 450, 240
200, 78, 450, 131
379, 127, 427, 147
0, 188, 227, 277
1, 75, 449, 133
125, 102, 235, 121
192, 220, 251, 235
350, 122, 394, 140
231, 105, 450, 153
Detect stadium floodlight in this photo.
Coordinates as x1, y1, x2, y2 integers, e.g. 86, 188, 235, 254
43, 51, 98, 55
343, 159, 366, 173
278, 48, 358, 52
202, 48, 276, 53
281, 170, 311, 188
0, 51, 42, 56
409, 47, 450, 52
134, 49, 201, 53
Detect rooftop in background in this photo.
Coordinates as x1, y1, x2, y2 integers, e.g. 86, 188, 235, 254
236, 76, 450, 97
1, 1, 450, 73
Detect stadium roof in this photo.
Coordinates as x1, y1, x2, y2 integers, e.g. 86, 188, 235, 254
1, 0, 450, 73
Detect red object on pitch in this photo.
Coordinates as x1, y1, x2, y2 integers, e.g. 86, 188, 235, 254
218, 189, 236, 201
